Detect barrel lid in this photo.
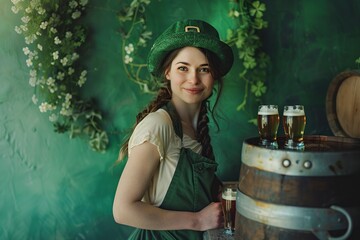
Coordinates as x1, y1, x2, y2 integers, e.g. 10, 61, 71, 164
326, 70, 360, 138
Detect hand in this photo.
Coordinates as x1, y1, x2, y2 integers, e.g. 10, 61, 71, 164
196, 202, 224, 231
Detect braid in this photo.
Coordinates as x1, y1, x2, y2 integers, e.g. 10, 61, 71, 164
118, 82, 171, 161
135, 85, 171, 124
197, 101, 215, 160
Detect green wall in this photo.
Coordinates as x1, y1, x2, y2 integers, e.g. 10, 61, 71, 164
1, 0, 359, 239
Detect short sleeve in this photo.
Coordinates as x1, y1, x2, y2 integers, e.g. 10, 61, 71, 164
128, 109, 173, 161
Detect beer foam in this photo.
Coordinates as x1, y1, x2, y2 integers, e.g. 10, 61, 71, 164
258, 105, 278, 115
222, 191, 237, 200
284, 107, 305, 116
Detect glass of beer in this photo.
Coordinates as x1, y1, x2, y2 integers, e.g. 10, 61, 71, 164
257, 105, 280, 149
283, 105, 306, 150
221, 184, 237, 235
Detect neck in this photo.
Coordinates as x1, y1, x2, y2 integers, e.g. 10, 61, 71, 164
171, 100, 201, 134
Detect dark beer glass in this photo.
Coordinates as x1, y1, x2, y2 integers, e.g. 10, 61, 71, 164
222, 185, 237, 235
283, 105, 306, 150
257, 105, 280, 148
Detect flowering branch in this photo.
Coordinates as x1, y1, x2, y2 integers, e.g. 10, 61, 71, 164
12, 0, 109, 152
118, 0, 163, 93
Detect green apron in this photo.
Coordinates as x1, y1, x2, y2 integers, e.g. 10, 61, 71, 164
128, 102, 220, 240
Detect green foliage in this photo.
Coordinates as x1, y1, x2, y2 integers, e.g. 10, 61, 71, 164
356, 57, 360, 67
117, 0, 162, 93
227, 0, 270, 111
12, 0, 108, 152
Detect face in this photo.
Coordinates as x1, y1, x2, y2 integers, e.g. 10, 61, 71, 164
165, 47, 214, 106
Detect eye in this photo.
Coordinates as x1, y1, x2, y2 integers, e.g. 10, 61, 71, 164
199, 67, 210, 73
178, 66, 188, 71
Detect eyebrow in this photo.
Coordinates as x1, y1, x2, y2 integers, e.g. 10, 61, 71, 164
175, 61, 209, 67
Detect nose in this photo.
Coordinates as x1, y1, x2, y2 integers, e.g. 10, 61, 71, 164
187, 70, 200, 85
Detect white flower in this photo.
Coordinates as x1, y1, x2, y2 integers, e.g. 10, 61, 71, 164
20, 25, 28, 32
26, 58, 33, 67
25, 7, 32, 13
25, 34, 37, 44
65, 31, 73, 38
65, 93, 72, 101
125, 43, 134, 54
69, 1, 78, 8
60, 108, 72, 116
57, 71, 65, 80
11, 0, 21, 4
23, 47, 30, 55
68, 67, 75, 75
21, 16, 30, 24
30, 69, 37, 77
52, 51, 59, 60
60, 57, 68, 66
37, 44, 43, 51
80, 0, 88, 6
78, 70, 87, 87
71, 52, 79, 61
11, 6, 19, 14
37, 7, 45, 15
40, 21, 48, 29
47, 77, 55, 86
54, 36, 61, 45
29, 77, 36, 87
78, 78, 86, 87
50, 27, 57, 34
39, 103, 47, 112
32, 95, 38, 104
49, 113, 58, 122
49, 85, 57, 93
14, 26, 22, 34
29, 50, 37, 59
72, 11, 81, 19
124, 55, 133, 64
39, 102, 55, 113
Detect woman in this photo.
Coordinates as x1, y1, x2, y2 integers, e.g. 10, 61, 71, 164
113, 19, 234, 239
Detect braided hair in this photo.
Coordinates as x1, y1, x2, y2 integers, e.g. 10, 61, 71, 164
118, 47, 224, 161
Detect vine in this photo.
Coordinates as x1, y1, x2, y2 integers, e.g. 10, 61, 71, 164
118, 0, 161, 93
11, 0, 109, 152
227, 0, 269, 123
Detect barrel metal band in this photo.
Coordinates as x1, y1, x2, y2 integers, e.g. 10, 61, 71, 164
241, 142, 360, 176
236, 189, 356, 240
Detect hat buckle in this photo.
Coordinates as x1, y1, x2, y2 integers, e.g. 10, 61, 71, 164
185, 26, 200, 33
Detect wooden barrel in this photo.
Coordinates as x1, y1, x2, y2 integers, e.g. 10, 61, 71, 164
326, 70, 360, 138
235, 135, 360, 240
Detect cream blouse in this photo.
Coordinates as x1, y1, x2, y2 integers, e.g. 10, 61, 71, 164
128, 108, 202, 206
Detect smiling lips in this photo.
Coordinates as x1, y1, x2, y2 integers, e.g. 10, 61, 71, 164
184, 88, 203, 94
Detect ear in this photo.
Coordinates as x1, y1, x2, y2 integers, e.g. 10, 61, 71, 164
165, 69, 170, 80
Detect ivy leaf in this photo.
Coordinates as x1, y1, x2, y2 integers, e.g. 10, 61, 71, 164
54, 122, 70, 133
254, 18, 268, 29
356, 57, 360, 64
248, 118, 258, 126
226, 29, 234, 41
251, 81, 267, 97
69, 123, 82, 139
244, 55, 256, 69
250, 1, 266, 18
89, 131, 109, 152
